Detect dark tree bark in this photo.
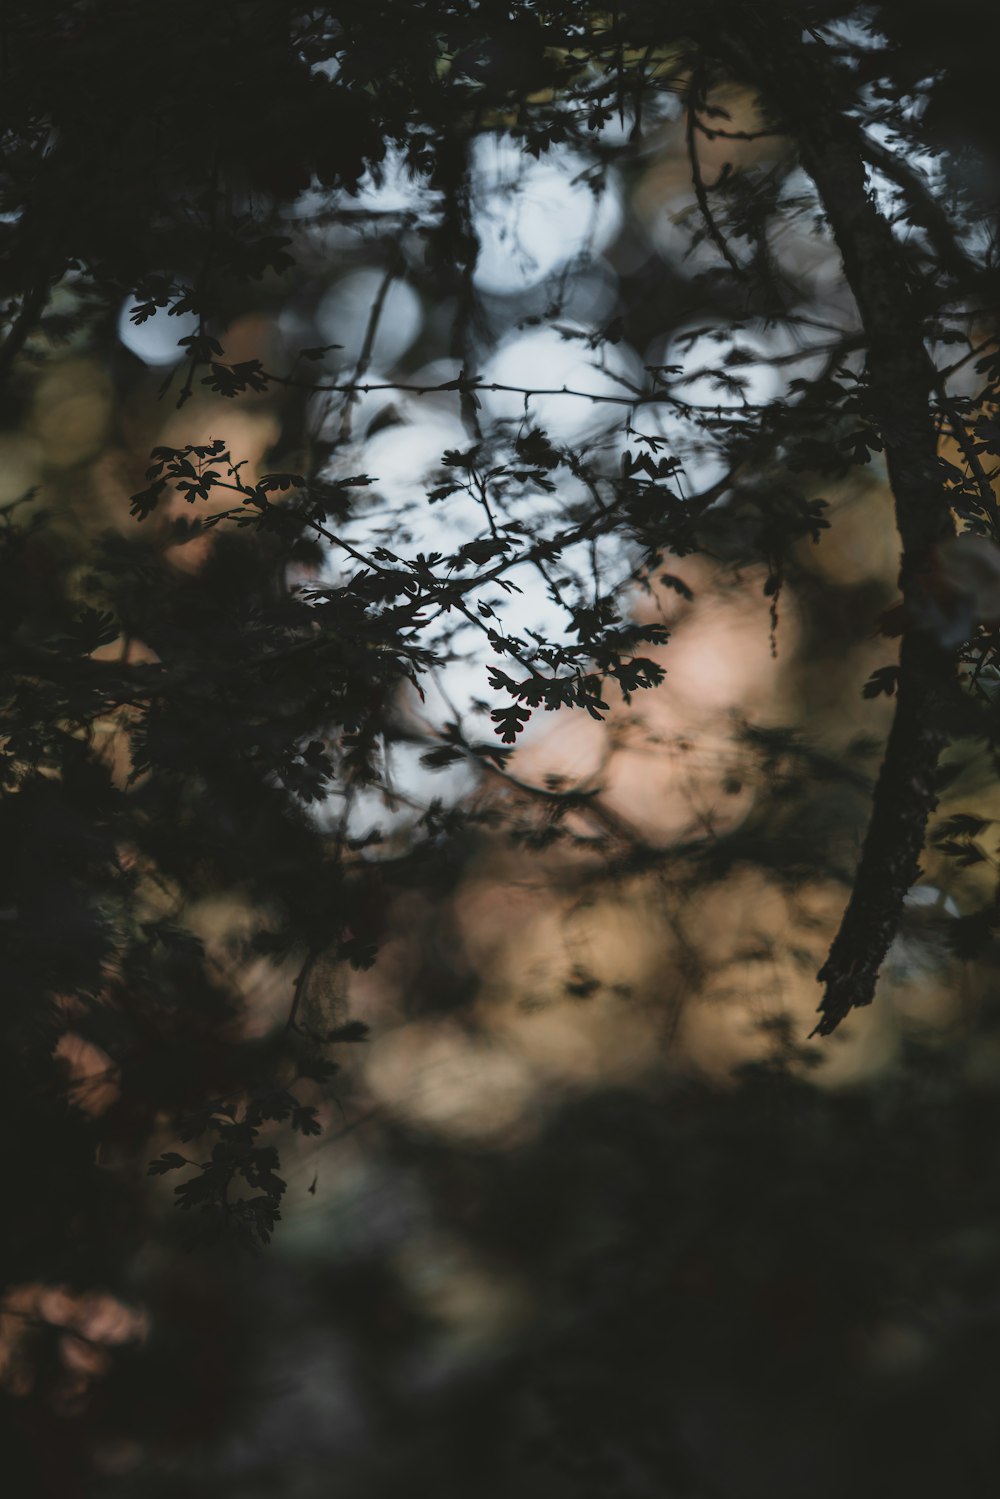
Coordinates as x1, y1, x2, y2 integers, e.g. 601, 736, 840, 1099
724, 20, 957, 1033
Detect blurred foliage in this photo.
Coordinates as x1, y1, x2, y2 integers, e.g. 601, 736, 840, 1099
1, 1, 1000, 1494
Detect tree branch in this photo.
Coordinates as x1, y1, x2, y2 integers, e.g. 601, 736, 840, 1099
724, 21, 958, 1034
858, 132, 980, 285
685, 73, 748, 280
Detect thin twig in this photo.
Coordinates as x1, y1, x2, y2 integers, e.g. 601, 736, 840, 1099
339, 247, 402, 443
938, 393, 1000, 530
286, 950, 318, 1033
685, 74, 748, 280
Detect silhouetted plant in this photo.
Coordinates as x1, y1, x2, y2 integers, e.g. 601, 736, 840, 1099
2, 3, 1000, 1489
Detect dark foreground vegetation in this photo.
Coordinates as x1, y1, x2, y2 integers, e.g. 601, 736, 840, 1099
2, 2, 1000, 1493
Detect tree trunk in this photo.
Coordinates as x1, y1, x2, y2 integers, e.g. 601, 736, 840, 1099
723, 21, 956, 1033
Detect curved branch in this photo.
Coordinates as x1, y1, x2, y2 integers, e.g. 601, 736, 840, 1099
684, 73, 748, 280
858, 133, 980, 286
723, 21, 958, 1034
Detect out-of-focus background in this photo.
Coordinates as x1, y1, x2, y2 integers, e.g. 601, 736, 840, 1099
5, 39, 1000, 1499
